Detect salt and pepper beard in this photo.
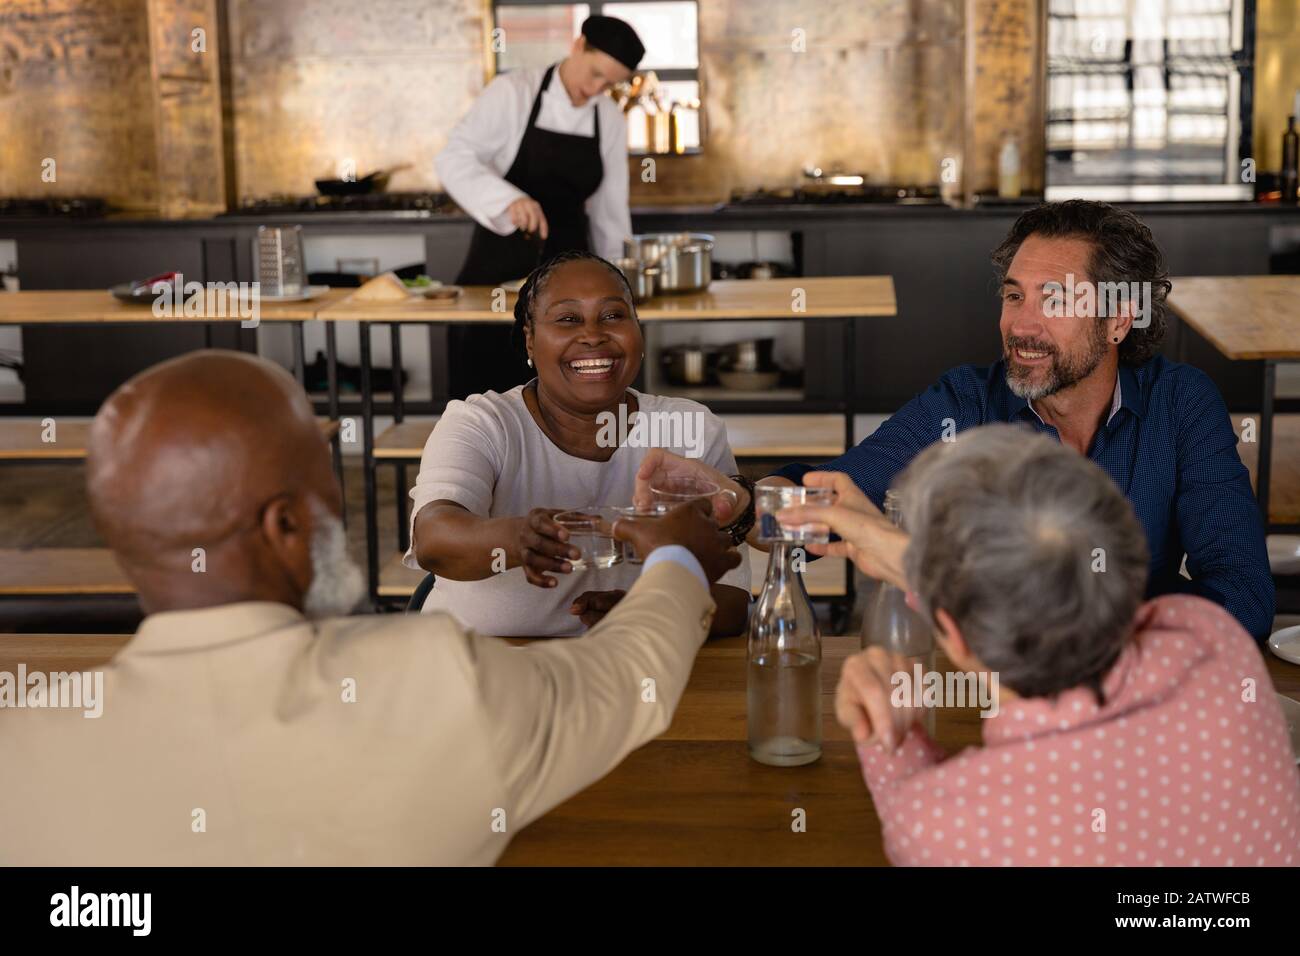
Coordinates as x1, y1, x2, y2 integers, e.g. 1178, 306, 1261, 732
1005, 319, 1111, 401
302, 498, 367, 619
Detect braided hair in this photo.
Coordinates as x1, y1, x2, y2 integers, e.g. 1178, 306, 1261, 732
511, 250, 638, 362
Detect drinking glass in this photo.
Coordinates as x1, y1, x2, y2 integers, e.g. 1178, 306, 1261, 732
648, 476, 738, 521
610, 505, 665, 564
553, 509, 623, 570
756, 484, 836, 544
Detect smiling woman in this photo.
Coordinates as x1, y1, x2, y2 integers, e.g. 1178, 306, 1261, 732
403, 252, 751, 638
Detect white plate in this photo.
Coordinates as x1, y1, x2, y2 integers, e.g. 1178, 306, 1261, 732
1277, 694, 1300, 765
259, 285, 331, 303
1268, 624, 1300, 665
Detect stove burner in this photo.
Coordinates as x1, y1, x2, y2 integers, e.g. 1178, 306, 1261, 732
728, 185, 943, 206
225, 191, 455, 216
0, 197, 109, 219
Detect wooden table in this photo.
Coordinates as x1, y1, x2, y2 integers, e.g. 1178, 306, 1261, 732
0, 288, 354, 415
5, 631, 1296, 866
0, 288, 353, 324
1168, 276, 1300, 532
316, 276, 897, 323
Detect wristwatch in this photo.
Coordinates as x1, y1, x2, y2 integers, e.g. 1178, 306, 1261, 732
721, 474, 756, 545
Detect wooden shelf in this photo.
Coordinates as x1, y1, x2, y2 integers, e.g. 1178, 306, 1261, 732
655, 385, 805, 402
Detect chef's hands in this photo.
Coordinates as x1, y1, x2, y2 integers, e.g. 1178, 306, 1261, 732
569, 589, 626, 627
514, 507, 577, 588
836, 645, 923, 751
507, 196, 549, 241
614, 499, 741, 585
777, 471, 909, 589
633, 449, 747, 524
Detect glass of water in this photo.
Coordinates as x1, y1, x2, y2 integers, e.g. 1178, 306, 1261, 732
756, 484, 836, 544
649, 476, 738, 521
610, 505, 666, 564
554, 509, 623, 570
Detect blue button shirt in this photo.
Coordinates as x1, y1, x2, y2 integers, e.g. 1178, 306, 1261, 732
776, 357, 1274, 640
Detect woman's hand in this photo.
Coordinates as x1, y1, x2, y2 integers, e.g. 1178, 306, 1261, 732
569, 589, 627, 627
776, 471, 909, 588
633, 449, 745, 524
835, 645, 923, 750
515, 507, 578, 588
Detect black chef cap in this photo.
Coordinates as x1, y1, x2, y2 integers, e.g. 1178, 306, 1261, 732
580, 15, 645, 71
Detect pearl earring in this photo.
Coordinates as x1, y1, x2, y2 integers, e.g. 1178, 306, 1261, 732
527, 357, 534, 368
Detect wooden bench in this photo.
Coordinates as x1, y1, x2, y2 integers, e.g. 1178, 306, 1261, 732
384, 549, 850, 601
1234, 413, 1300, 527
374, 417, 440, 460
372, 413, 846, 462
0, 548, 133, 596
0, 418, 341, 461
0, 633, 133, 673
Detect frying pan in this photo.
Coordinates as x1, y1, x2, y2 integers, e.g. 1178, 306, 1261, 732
314, 163, 412, 196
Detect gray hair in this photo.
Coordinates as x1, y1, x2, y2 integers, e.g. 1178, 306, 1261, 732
896, 424, 1149, 701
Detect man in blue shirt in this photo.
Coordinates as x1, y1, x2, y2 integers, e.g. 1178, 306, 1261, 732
636, 200, 1274, 640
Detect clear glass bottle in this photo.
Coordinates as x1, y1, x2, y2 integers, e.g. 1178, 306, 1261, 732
861, 490, 936, 736
747, 542, 822, 766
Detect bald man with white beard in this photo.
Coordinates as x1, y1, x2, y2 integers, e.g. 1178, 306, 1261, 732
0, 350, 739, 865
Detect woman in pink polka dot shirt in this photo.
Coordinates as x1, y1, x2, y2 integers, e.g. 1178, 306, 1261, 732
781, 424, 1300, 867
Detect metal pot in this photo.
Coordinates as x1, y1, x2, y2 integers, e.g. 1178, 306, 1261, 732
722, 338, 776, 373
624, 233, 713, 294
661, 344, 714, 386
613, 257, 659, 303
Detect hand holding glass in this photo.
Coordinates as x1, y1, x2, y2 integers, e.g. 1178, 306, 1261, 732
760, 485, 836, 544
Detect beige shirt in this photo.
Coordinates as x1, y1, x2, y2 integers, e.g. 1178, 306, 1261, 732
0, 560, 714, 865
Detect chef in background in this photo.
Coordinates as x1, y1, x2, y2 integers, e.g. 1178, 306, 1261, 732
435, 15, 645, 396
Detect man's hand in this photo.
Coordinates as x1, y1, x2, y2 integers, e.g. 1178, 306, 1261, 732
633, 449, 746, 524
777, 471, 909, 588
507, 197, 549, 240
569, 589, 626, 628
614, 499, 741, 584
513, 507, 577, 588
835, 645, 923, 750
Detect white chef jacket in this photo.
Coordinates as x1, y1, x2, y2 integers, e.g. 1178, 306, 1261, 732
435, 64, 631, 262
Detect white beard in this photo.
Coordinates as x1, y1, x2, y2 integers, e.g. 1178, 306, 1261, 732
302, 502, 367, 619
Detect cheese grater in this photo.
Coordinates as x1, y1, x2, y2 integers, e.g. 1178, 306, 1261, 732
255, 225, 305, 296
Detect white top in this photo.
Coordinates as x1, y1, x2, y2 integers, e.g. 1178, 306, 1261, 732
434, 64, 631, 261
405, 384, 751, 637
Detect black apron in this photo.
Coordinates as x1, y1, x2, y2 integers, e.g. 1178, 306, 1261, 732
451, 64, 604, 397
